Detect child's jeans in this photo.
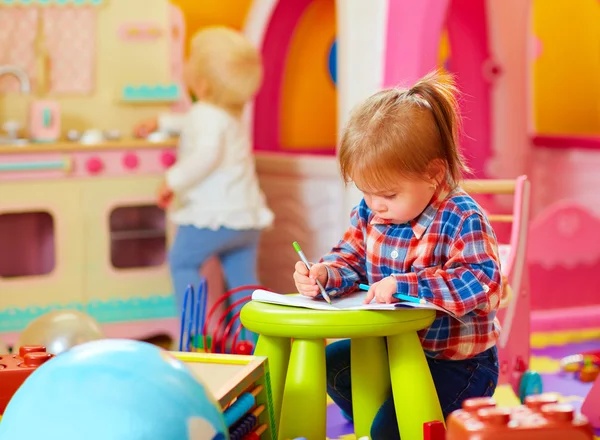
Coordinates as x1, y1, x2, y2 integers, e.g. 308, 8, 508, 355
168, 225, 261, 319
326, 339, 499, 440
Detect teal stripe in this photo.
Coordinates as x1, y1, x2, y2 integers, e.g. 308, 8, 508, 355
0, 161, 66, 172
0, 295, 177, 333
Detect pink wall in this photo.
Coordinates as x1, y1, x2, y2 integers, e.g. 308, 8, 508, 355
384, 0, 492, 178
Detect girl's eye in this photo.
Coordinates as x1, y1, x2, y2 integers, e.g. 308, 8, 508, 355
383, 194, 396, 200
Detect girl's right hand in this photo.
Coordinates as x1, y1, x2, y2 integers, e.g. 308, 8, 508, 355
293, 261, 328, 297
134, 117, 158, 138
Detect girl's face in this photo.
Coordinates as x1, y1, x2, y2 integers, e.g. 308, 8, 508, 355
357, 175, 440, 224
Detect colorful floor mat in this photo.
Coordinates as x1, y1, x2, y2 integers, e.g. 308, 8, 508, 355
325, 338, 600, 439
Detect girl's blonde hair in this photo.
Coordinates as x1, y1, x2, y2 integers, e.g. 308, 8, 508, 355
188, 26, 263, 116
339, 70, 470, 192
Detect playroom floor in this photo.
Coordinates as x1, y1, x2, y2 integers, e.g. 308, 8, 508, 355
324, 334, 600, 440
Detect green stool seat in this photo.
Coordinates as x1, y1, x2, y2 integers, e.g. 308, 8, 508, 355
240, 301, 444, 440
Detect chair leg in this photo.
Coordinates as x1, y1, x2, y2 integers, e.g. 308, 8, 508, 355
279, 339, 327, 440
387, 332, 444, 440
254, 335, 291, 434
351, 337, 391, 437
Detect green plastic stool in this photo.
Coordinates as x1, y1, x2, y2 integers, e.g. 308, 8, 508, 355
240, 301, 444, 440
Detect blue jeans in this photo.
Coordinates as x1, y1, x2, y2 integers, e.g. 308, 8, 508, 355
326, 339, 499, 440
168, 225, 262, 318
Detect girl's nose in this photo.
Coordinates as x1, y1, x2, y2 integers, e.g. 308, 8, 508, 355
372, 198, 387, 212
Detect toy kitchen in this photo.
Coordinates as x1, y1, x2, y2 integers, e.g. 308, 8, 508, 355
0, 0, 187, 345
0, 0, 347, 347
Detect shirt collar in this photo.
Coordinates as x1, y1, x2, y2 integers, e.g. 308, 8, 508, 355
369, 181, 452, 240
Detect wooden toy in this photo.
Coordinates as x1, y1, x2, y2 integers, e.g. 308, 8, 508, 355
0, 345, 54, 416
444, 395, 594, 440
171, 351, 275, 440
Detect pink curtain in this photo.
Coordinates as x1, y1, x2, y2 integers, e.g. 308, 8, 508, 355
42, 6, 96, 94
0, 7, 39, 93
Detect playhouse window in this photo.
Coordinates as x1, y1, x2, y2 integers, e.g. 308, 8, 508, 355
109, 205, 166, 269
0, 212, 55, 278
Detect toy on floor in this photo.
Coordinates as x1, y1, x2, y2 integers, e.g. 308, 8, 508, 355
441, 394, 594, 439
14, 309, 104, 355
0, 345, 54, 416
0, 339, 228, 440
172, 351, 276, 439
179, 280, 209, 352
560, 352, 600, 382
190, 284, 270, 356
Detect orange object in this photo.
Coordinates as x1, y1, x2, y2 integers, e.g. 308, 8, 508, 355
446, 395, 594, 440
0, 345, 55, 414
579, 365, 600, 383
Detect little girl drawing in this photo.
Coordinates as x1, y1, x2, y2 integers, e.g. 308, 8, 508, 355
137, 27, 273, 321
293, 71, 501, 439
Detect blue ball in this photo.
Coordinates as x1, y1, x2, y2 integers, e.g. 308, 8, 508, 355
0, 339, 227, 440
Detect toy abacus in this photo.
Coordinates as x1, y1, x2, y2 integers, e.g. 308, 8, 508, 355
179, 280, 272, 356
223, 385, 268, 439
173, 351, 276, 440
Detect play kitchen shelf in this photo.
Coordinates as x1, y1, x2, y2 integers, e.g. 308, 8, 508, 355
0, 139, 179, 344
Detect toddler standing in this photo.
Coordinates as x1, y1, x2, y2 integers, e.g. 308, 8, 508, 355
137, 27, 273, 322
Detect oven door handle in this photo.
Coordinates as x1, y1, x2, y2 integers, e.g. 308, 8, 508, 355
0, 157, 72, 173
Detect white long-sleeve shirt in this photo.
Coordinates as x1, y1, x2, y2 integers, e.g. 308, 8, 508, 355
161, 102, 274, 230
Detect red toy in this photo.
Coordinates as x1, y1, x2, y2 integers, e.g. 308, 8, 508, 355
0, 345, 54, 414
199, 284, 271, 355
442, 395, 594, 440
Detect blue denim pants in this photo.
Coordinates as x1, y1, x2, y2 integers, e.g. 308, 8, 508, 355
326, 339, 499, 440
168, 225, 261, 318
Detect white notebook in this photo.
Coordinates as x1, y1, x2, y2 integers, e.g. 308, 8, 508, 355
251, 289, 464, 323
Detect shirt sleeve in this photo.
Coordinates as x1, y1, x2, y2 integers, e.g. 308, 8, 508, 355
158, 112, 186, 134
392, 213, 502, 317
165, 110, 225, 193
320, 206, 368, 295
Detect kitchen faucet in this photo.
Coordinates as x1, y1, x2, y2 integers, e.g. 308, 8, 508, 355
0, 65, 31, 144
0, 65, 31, 94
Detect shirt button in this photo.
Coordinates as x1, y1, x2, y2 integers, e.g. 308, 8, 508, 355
391, 250, 399, 259
483, 284, 490, 293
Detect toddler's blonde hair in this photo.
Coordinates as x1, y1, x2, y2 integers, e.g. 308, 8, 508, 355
339, 70, 470, 192
188, 26, 263, 116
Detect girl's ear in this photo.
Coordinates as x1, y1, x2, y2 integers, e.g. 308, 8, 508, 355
427, 158, 447, 185
190, 77, 209, 100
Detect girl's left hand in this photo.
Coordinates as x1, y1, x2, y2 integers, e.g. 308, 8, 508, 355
363, 276, 397, 304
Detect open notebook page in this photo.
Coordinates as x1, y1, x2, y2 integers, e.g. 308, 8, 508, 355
251, 289, 466, 324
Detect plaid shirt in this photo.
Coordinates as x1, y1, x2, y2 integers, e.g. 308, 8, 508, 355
320, 184, 502, 360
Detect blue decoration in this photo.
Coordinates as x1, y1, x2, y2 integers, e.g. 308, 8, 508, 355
122, 83, 181, 102
328, 39, 337, 85
0, 339, 228, 440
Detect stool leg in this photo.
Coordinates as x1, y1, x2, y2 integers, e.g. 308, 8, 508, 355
254, 335, 291, 434
279, 339, 326, 440
387, 332, 444, 440
351, 337, 391, 438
